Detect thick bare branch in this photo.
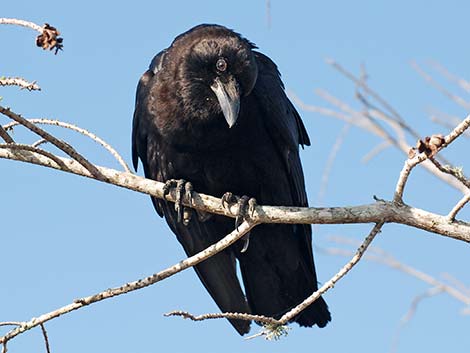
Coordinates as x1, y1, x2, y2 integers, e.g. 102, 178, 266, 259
1, 146, 470, 242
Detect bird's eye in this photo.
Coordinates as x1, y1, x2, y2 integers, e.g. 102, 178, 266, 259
216, 58, 227, 72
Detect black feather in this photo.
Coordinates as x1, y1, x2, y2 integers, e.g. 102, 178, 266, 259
131, 24, 330, 335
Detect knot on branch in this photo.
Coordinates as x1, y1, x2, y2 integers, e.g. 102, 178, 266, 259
36, 23, 63, 54
408, 134, 445, 158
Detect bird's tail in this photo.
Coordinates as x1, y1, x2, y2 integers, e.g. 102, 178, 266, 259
293, 296, 331, 328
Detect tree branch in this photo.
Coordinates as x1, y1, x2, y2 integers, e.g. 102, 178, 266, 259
0, 221, 256, 346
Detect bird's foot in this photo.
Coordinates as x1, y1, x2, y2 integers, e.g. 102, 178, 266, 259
221, 192, 257, 253
163, 179, 193, 225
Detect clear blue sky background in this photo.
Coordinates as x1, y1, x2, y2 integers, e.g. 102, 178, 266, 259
1, 1, 470, 352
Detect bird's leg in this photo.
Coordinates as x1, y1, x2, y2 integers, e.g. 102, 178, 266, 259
221, 192, 257, 252
163, 179, 194, 225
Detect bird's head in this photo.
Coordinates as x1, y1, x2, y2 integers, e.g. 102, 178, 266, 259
170, 25, 258, 128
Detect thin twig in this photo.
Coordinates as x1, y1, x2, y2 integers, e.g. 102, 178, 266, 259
429, 157, 470, 189
0, 77, 41, 91
4, 118, 131, 172
390, 286, 444, 353
394, 114, 470, 202
0, 323, 21, 327
427, 60, 470, 94
164, 310, 278, 325
447, 193, 470, 221
0, 143, 68, 169
0, 126, 14, 143
323, 239, 470, 305
39, 324, 51, 353
166, 222, 385, 334
362, 141, 391, 163
411, 61, 470, 110
326, 58, 406, 124
430, 114, 470, 138
318, 123, 351, 205
278, 222, 384, 324
0, 106, 104, 180
32, 139, 47, 148
0, 221, 255, 346
0, 18, 42, 32
297, 93, 467, 193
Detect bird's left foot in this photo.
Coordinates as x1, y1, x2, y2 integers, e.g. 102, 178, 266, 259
221, 192, 257, 252
163, 179, 193, 225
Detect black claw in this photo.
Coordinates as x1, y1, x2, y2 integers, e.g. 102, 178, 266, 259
248, 198, 257, 217
175, 179, 186, 223
183, 207, 192, 226
163, 179, 177, 200
221, 192, 256, 252
221, 192, 236, 212
185, 182, 193, 207
235, 195, 250, 229
240, 233, 250, 253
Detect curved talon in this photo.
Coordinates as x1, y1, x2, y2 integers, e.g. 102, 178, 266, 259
221, 191, 236, 212
221, 192, 256, 252
183, 208, 192, 226
163, 179, 177, 200
175, 179, 186, 223
235, 195, 250, 229
185, 182, 193, 207
240, 233, 250, 253
248, 198, 257, 217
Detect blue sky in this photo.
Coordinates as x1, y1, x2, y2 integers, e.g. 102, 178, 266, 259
1, 1, 470, 352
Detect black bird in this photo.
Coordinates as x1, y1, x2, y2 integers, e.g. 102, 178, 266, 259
132, 24, 331, 335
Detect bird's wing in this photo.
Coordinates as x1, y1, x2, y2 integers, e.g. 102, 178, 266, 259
242, 52, 330, 327
132, 50, 167, 216
131, 51, 251, 335
252, 51, 310, 207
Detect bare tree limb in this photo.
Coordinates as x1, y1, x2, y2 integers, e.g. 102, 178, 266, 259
2, 145, 470, 241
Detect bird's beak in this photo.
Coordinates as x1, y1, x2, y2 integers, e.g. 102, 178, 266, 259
210, 77, 240, 128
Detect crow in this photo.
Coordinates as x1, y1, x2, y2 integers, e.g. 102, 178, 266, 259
132, 24, 331, 335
